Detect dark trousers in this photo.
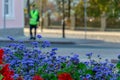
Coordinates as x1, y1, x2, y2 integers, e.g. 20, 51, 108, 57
30, 25, 37, 38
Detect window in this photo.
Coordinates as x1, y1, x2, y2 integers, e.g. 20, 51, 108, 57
2, 0, 14, 19
4, 0, 9, 15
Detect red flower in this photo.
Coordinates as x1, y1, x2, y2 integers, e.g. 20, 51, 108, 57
58, 72, 73, 80
32, 75, 44, 80
0, 49, 4, 53
0, 49, 4, 64
83, 78, 88, 80
0, 64, 14, 80
2, 76, 14, 80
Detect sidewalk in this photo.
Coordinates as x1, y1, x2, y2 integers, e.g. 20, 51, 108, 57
0, 28, 120, 44
24, 28, 120, 43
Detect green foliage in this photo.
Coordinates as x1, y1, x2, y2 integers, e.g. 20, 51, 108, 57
14, 53, 23, 60
116, 62, 120, 69
56, 62, 94, 80
16, 67, 21, 74
73, 0, 120, 18
42, 73, 57, 80
0, 74, 3, 80
0, 66, 3, 80
0, 66, 2, 70
78, 62, 87, 70
36, 64, 57, 80
37, 64, 47, 75
116, 61, 120, 76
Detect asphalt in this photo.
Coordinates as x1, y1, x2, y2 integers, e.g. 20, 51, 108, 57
0, 36, 104, 44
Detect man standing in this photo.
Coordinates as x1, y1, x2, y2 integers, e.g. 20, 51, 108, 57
29, 4, 39, 40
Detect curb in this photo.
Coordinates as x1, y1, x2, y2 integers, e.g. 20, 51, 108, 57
0, 40, 75, 44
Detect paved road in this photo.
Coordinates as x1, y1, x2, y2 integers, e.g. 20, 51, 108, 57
1, 40, 120, 49
41, 47, 120, 62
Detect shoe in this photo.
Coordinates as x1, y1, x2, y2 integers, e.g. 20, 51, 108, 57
29, 37, 33, 40
33, 37, 36, 40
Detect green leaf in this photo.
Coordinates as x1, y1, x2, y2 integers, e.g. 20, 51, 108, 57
37, 67, 44, 75
48, 73, 57, 80
37, 65, 47, 75
0, 66, 2, 70
72, 71, 80, 80
116, 62, 120, 69
85, 69, 94, 75
0, 74, 3, 80
14, 53, 23, 60
57, 70, 63, 75
78, 63, 87, 70
42, 73, 57, 80
16, 67, 21, 74
117, 76, 120, 80
42, 73, 49, 79
43, 64, 47, 69
61, 63, 66, 68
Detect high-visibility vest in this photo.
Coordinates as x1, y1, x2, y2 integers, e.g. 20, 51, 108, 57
29, 10, 39, 25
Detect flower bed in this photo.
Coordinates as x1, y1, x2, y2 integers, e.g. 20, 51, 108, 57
0, 35, 120, 80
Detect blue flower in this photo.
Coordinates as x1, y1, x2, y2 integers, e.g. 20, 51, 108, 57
42, 40, 51, 48
33, 48, 41, 54
14, 74, 19, 79
86, 52, 93, 57
29, 69, 35, 74
37, 34, 42, 39
10, 60, 16, 65
50, 51, 56, 56
31, 41, 39, 47
97, 54, 100, 58
22, 64, 28, 69
7, 36, 15, 41
52, 48, 58, 51
86, 74, 91, 79
70, 54, 79, 64
73, 54, 79, 58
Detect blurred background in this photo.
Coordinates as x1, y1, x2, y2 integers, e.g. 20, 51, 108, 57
24, 0, 120, 31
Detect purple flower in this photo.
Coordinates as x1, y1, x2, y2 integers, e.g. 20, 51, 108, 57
37, 34, 42, 39
86, 74, 91, 79
97, 54, 100, 57
86, 52, 93, 57
31, 41, 39, 47
52, 48, 58, 51
42, 40, 51, 48
7, 36, 15, 41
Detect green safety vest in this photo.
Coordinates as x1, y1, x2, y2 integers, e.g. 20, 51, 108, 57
29, 10, 39, 25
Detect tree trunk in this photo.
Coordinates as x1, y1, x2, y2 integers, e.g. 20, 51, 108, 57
100, 12, 107, 31
68, 0, 71, 18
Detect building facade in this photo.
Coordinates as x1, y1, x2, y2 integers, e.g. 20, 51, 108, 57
0, 0, 24, 36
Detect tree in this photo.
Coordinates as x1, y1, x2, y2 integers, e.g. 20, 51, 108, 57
108, 0, 120, 18
74, 0, 84, 18
56, 0, 74, 17
88, 0, 120, 30
74, 0, 120, 31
